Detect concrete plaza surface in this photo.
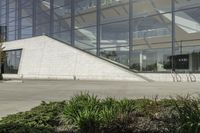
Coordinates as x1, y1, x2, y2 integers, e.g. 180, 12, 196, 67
0, 80, 200, 118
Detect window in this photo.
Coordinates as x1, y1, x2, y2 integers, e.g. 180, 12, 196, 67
3, 49, 22, 74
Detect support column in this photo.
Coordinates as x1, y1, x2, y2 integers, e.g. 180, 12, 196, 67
6, 0, 9, 40
32, 0, 36, 36
171, 0, 176, 71
71, 0, 75, 46
0, 1, 1, 26
129, 0, 133, 67
140, 51, 143, 72
17, 0, 21, 39
96, 0, 101, 56
50, 0, 54, 36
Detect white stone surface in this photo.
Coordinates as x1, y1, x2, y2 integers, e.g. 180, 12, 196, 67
3, 36, 146, 81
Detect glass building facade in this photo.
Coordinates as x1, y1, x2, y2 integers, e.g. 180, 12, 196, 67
0, 0, 200, 73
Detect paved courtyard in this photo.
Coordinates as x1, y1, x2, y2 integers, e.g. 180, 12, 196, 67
0, 80, 200, 118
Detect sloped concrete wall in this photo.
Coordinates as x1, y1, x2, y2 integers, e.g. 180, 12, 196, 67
3, 36, 146, 81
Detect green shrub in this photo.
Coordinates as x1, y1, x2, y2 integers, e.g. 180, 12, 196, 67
0, 123, 53, 133
63, 93, 101, 133
118, 99, 136, 114
0, 101, 65, 133
63, 93, 136, 133
174, 96, 200, 133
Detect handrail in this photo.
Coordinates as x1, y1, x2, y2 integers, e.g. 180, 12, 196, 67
185, 71, 197, 82
185, 71, 190, 82
176, 72, 182, 82
171, 70, 176, 82
171, 70, 182, 82
189, 73, 196, 82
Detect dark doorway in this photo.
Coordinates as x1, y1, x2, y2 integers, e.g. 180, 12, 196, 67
1, 63, 4, 74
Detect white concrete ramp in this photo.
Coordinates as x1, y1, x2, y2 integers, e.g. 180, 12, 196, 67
3, 36, 146, 81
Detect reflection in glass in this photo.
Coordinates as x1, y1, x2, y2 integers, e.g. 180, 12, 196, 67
101, 0, 129, 23
3, 50, 22, 74
75, 0, 97, 28
130, 11, 172, 72
75, 26, 97, 53
100, 21, 129, 66
175, 4, 200, 72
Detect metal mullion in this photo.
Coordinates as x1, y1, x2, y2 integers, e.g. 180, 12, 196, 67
71, 0, 75, 46
14, 0, 17, 39
6, 0, 9, 41
129, 0, 133, 67
97, 0, 101, 56
32, 0, 36, 36
171, 0, 176, 71
17, 0, 21, 39
0, 0, 1, 25
50, 0, 54, 36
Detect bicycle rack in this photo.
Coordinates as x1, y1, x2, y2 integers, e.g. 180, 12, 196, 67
171, 71, 182, 82
185, 72, 189, 82
185, 71, 197, 82
189, 73, 196, 82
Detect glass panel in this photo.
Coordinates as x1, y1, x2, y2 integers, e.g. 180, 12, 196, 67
21, 0, 33, 7
75, 0, 97, 28
7, 31, 16, 41
54, 18, 71, 32
8, 0, 16, 13
36, 10, 50, 25
21, 17, 33, 28
75, 26, 97, 53
131, 0, 171, 18
36, 23, 50, 36
175, 6, 200, 72
54, 6, 71, 20
21, 5, 33, 17
130, 12, 172, 72
75, 0, 96, 14
21, 27, 33, 39
54, 0, 71, 8
8, 22, 16, 32
7, 0, 17, 41
100, 21, 129, 66
0, 26, 7, 41
3, 50, 22, 74
36, 0, 51, 13
175, 0, 200, 10
52, 0, 71, 43
0, 0, 6, 27
21, 0, 33, 18
130, 47, 171, 72
101, 46, 129, 66
53, 31, 71, 44
53, 0, 71, 19
101, 0, 129, 24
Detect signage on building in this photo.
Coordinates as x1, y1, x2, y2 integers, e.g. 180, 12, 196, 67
164, 54, 189, 69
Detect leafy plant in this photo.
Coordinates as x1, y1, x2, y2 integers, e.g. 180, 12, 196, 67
63, 93, 101, 133
118, 99, 135, 114
0, 101, 66, 133
63, 94, 136, 132
174, 96, 200, 133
